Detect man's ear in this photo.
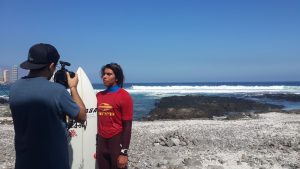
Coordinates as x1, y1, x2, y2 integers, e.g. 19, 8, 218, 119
49, 63, 56, 71
48, 63, 56, 73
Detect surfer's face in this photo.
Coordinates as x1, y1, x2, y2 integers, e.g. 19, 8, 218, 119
102, 68, 118, 87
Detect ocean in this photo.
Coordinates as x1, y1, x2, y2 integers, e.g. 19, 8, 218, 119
2, 82, 300, 120
93, 82, 300, 120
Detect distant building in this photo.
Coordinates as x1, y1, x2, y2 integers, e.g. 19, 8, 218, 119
3, 69, 10, 83
11, 65, 18, 83
0, 68, 3, 82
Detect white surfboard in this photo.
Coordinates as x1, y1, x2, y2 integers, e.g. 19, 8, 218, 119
68, 67, 98, 169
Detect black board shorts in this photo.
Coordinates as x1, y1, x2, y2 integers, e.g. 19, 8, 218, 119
96, 133, 126, 169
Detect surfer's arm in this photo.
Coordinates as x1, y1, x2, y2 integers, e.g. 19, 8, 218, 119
117, 120, 132, 168
67, 72, 87, 123
121, 120, 132, 150
119, 90, 133, 151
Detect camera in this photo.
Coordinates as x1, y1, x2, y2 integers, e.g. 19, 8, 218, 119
54, 61, 75, 88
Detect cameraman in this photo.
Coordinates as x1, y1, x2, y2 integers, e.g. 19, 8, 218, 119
9, 43, 86, 169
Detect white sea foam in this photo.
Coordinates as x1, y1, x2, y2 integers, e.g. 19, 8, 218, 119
126, 85, 300, 95
0, 95, 9, 100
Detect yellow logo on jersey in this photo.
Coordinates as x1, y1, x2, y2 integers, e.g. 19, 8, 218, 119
98, 103, 115, 116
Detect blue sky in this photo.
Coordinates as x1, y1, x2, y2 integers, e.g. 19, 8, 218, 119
0, 0, 299, 83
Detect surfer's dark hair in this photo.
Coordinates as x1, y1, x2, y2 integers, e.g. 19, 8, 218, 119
101, 62, 124, 88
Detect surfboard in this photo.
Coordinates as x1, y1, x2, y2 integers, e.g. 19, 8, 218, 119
68, 67, 98, 169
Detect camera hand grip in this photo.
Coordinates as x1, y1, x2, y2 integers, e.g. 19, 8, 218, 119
69, 72, 75, 78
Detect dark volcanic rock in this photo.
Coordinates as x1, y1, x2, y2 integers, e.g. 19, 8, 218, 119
253, 94, 300, 102
146, 95, 283, 120
0, 97, 9, 104
285, 109, 300, 114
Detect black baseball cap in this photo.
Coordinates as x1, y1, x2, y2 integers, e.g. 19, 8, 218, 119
20, 43, 60, 70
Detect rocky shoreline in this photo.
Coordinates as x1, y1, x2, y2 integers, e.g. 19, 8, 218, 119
130, 112, 300, 169
0, 124, 14, 169
1, 112, 300, 169
1, 94, 300, 169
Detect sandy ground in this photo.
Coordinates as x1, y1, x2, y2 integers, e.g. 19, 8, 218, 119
0, 112, 299, 169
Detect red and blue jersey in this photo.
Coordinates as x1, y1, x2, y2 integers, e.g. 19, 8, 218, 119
96, 88, 133, 138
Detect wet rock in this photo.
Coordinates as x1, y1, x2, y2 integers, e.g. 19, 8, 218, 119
146, 95, 282, 120
0, 97, 9, 104
253, 94, 300, 102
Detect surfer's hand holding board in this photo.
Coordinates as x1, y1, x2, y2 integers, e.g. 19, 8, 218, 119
66, 72, 87, 123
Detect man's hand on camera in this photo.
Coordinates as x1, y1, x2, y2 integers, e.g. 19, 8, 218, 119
66, 72, 87, 123
66, 72, 78, 89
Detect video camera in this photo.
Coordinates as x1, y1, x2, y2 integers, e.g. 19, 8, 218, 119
54, 61, 75, 88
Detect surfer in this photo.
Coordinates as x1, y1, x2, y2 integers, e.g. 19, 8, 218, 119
96, 63, 133, 169
9, 43, 87, 169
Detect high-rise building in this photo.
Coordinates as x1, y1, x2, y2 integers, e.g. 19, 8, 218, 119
0, 68, 3, 82
11, 65, 18, 83
3, 69, 10, 83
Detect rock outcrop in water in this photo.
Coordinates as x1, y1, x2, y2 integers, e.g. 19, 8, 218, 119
0, 97, 9, 104
146, 95, 283, 120
253, 94, 300, 102
0, 98, 11, 117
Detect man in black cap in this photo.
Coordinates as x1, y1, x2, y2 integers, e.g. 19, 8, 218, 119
9, 43, 87, 169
